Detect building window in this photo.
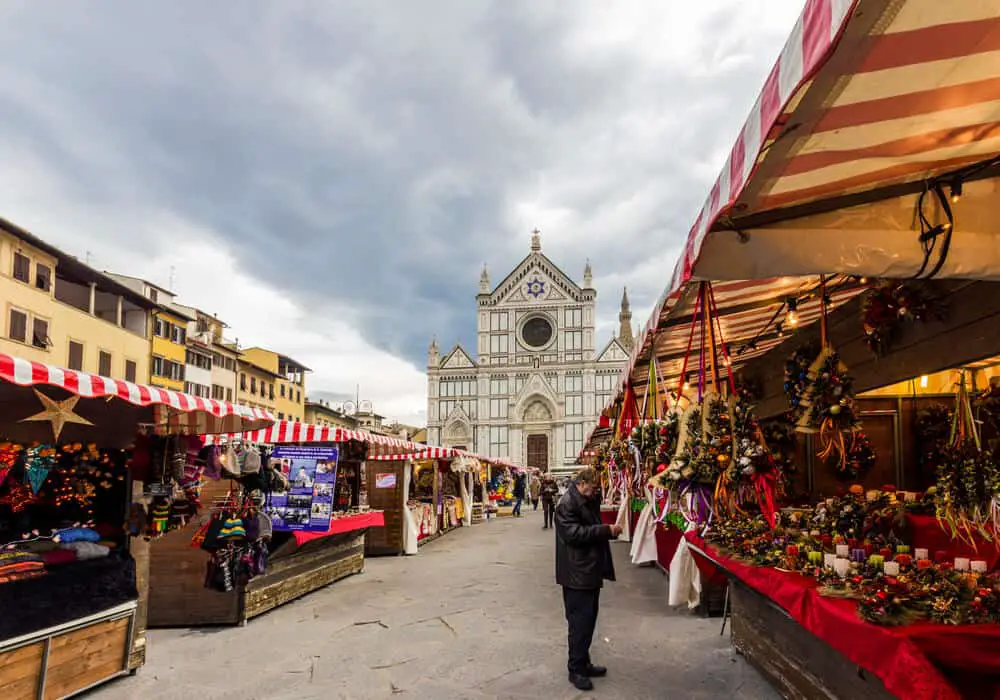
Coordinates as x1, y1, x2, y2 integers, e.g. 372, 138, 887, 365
148, 288, 158, 303
278, 412, 285, 420
490, 398, 507, 419
171, 325, 185, 344
125, 360, 137, 383
296, 390, 301, 403
565, 374, 583, 393
250, 377, 257, 394
566, 307, 583, 327
67, 341, 84, 371
565, 330, 583, 351
514, 375, 526, 393
12, 252, 30, 283
280, 384, 286, 398
490, 334, 509, 354
226, 388, 233, 402
8, 308, 27, 343
490, 312, 509, 331
98, 351, 112, 377
212, 385, 225, 400
35, 263, 51, 292
565, 423, 583, 459
154, 318, 168, 338
489, 376, 508, 396
596, 373, 615, 409
565, 395, 583, 416
29, 316, 48, 349
152, 356, 164, 377
269, 384, 275, 400
489, 426, 508, 457
240, 373, 247, 391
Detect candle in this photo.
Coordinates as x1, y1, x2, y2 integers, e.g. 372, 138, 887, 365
879, 547, 893, 559
863, 543, 874, 557
917, 559, 933, 570
808, 551, 823, 565
971, 560, 988, 574
848, 538, 858, 549
883, 561, 900, 576
866, 490, 879, 501
786, 545, 800, 558
836, 544, 850, 557
903, 491, 918, 503
915, 548, 929, 561
851, 548, 867, 563
834, 558, 850, 578
895, 554, 913, 568
869, 554, 885, 569
896, 545, 911, 554
824, 553, 837, 570
955, 557, 971, 572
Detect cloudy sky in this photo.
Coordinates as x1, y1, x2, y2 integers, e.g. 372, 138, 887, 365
0, 1, 805, 425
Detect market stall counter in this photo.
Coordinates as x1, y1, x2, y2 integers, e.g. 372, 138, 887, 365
0, 351, 272, 698
148, 435, 385, 627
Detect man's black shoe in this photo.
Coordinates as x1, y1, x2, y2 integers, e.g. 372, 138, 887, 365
568, 673, 594, 691
585, 664, 607, 677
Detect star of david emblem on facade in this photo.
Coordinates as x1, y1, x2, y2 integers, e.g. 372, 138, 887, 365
526, 276, 545, 299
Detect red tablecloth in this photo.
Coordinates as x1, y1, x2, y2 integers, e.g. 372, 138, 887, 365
907, 514, 1000, 570
685, 533, 1000, 700
654, 522, 683, 570
291, 511, 385, 546
600, 508, 617, 525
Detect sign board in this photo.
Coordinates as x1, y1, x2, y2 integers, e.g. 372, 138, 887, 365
374, 473, 397, 489
265, 446, 339, 532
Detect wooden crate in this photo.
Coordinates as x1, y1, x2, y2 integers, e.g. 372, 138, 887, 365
729, 579, 894, 700
0, 603, 135, 700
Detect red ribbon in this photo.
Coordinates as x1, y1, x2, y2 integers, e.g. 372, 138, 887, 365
753, 470, 779, 529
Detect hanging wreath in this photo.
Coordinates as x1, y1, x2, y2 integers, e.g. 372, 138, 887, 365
796, 346, 862, 473
936, 374, 1000, 543
839, 430, 877, 481
862, 281, 944, 357
784, 340, 821, 417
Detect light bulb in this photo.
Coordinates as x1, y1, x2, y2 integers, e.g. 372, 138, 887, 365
919, 375, 929, 389
950, 180, 962, 204
786, 309, 799, 327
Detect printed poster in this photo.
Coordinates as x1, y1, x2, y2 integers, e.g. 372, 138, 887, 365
375, 473, 397, 489
266, 446, 339, 532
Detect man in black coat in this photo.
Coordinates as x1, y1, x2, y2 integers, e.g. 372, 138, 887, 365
554, 467, 621, 691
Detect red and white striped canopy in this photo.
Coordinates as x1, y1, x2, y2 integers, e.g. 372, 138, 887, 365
619, 0, 1000, 402
367, 446, 458, 461
0, 351, 274, 436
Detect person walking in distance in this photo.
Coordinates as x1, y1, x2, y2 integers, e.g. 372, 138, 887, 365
541, 476, 559, 529
530, 473, 541, 511
554, 468, 621, 691
512, 472, 526, 517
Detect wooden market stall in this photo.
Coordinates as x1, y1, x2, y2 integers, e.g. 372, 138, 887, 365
579, 2, 1000, 698
0, 351, 272, 699
146, 421, 426, 627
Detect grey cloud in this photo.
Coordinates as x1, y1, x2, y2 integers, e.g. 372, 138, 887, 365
0, 0, 803, 364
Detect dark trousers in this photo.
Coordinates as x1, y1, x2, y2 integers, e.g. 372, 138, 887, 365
513, 498, 523, 516
562, 587, 600, 675
543, 500, 555, 528
532, 499, 539, 510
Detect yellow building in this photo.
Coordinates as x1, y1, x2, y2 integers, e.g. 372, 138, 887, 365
107, 275, 193, 392
236, 354, 281, 415
241, 347, 309, 421
0, 218, 157, 382
304, 399, 359, 429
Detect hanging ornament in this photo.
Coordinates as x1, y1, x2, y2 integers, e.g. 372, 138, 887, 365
23, 446, 57, 494
19, 390, 93, 440
0, 442, 21, 486
796, 346, 861, 473
861, 281, 944, 357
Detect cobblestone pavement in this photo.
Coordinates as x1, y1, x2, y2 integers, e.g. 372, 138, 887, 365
92, 509, 778, 700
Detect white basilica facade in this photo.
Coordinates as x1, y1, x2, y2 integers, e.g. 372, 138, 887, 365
426, 231, 633, 474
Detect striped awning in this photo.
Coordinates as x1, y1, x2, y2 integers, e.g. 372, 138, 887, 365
0, 351, 274, 436
617, 0, 1000, 404
368, 446, 460, 461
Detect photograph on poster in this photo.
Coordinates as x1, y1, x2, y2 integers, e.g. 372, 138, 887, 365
265, 446, 339, 532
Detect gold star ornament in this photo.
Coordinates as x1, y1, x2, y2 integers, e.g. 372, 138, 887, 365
19, 389, 93, 440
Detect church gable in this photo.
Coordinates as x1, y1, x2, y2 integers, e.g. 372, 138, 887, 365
512, 371, 560, 413
596, 338, 628, 363
440, 345, 476, 369
489, 254, 583, 307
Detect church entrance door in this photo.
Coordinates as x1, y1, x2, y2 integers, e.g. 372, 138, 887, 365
526, 434, 548, 472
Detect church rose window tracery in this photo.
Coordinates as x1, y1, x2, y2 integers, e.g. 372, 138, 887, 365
521, 316, 553, 348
